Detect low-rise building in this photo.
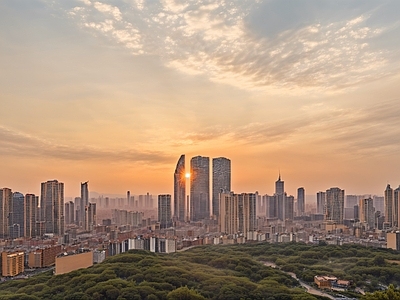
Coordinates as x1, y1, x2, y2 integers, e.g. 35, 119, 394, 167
1, 251, 24, 277
55, 250, 93, 275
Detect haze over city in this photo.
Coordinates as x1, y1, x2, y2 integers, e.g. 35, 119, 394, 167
1, 0, 400, 197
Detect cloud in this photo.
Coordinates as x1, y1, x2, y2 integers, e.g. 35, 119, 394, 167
0, 125, 172, 164
170, 98, 400, 157
60, 0, 398, 91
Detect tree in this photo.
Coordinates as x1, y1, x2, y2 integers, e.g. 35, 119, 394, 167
166, 287, 206, 300
363, 284, 400, 300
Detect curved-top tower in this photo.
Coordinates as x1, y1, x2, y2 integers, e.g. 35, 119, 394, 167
174, 155, 186, 222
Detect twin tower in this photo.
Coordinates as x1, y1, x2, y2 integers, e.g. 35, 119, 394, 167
174, 155, 231, 222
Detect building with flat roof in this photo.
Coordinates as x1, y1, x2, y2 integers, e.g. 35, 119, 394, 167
1, 251, 24, 277
55, 250, 93, 275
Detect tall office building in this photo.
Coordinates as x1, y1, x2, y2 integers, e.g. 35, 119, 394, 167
316, 191, 326, 215
297, 187, 305, 216
25, 194, 38, 238
9, 192, 25, 239
264, 194, 277, 218
394, 186, 400, 228
285, 195, 294, 221
190, 156, 210, 221
385, 184, 393, 228
325, 187, 344, 224
80, 181, 89, 228
0, 188, 12, 239
158, 194, 172, 229
212, 157, 231, 217
275, 174, 286, 221
65, 202, 71, 225
359, 197, 375, 230
41, 180, 64, 236
174, 155, 186, 222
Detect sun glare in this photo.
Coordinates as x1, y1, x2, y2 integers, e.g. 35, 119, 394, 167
185, 173, 191, 178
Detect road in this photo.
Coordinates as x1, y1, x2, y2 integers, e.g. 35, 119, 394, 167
263, 261, 335, 299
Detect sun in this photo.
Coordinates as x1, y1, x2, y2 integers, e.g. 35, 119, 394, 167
185, 173, 191, 179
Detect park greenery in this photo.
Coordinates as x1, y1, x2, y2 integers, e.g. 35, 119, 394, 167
1, 242, 400, 299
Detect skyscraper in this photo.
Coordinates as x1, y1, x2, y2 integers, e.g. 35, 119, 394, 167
80, 181, 89, 228
9, 192, 24, 239
285, 195, 294, 221
174, 155, 186, 222
85, 203, 96, 231
41, 180, 64, 236
219, 193, 238, 235
158, 194, 172, 229
316, 191, 326, 215
212, 157, 231, 217
325, 187, 344, 224
394, 186, 400, 228
275, 174, 286, 221
190, 156, 210, 221
385, 184, 393, 228
0, 188, 12, 239
25, 194, 38, 238
297, 187, 305, 216
264, 194, 277, 218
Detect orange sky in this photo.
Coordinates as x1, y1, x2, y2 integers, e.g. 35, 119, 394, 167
1, 0, 400, 198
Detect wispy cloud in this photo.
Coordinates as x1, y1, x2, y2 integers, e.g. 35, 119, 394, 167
0, 125, 172, 164
60, 0, 397, 91
170, 98, 400, 157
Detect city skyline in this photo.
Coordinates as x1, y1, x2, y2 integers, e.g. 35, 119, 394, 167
1, 1, 400, 197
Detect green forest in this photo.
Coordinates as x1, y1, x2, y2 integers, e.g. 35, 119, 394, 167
1, 242, 400, 299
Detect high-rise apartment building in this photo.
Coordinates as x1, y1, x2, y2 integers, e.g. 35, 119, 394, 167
0, 188, 12, 239
385, 184, 394, 228
219, 192, 257, 238
325, 187, 344, 224
64, 201, 75, 225
174, 155, 186, 222
9, 192, 25, 239
359, 197, 375, 230
190, 156, 210, 221
297, 187, 305, 216
40, 180, 64, 236
316, 191, 326, 215
219, 193, 238, 235
212, 157, 231, 218
25, 194, 38, 238
84, 203, 96, 231
158, 194, 172, 229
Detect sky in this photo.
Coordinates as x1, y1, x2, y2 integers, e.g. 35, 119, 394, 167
1, 0, 400, 199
